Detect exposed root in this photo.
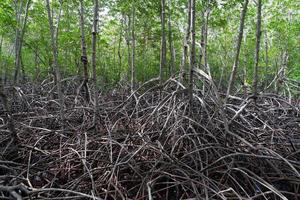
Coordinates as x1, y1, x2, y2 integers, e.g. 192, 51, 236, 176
0, 78, 299, 199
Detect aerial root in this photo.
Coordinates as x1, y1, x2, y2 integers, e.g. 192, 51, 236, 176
0, 78, 299, 199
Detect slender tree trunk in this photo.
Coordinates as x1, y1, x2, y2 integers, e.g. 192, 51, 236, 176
13, 0, 31, 85
203, 9, 211, 76
199, 11, 205, 67
277, 11, 291, 94
19, 0, 31, 82
92, 0, 99, 127
142, 23, 149, 81
63, 1, 71, 76
113, 35, 117, 73
118, 18, 124, 81
124, 14, 131, 84
13, 0, 23, 85
45, 0, 65, 124
55, 0, 63, 51
160, 0, 167, 84
131, 7, 136, 92
260, 27, 269, 91
167, 0, 175, 77
252, 0, 262, 101
198, 11, 206, 93
277, 50, 288, 93
0, 36, 4, 87
78, 0, 90, 102
21, 55, 26, 82
199, 7, 211, 93
180, 0, 191, 83
243, 33, 249, 98
264, 30, 269, 82
226, 0, 249, 100
189, 0, 196, 106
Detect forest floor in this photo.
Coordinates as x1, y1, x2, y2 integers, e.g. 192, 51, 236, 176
0, 78, 300, 200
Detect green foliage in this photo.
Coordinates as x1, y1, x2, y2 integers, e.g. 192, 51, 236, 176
0, 0, 298, 95
0, 0, 15, 35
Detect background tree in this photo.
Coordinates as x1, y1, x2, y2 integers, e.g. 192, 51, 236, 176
131, 4, 136, 91
92, 0, 99, 127
160, 0, 167, 84
226, 0, 249, 100
189, 0, 196, 105
45, 0, 65, 123
0, 0, 298, 96
180, 0, 191, 83
252, 0, 262, 101
13, 0, 31, 84
78, 0, 90, 102
167, 0, 175, 76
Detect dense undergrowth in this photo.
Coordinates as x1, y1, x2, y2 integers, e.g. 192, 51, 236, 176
0, 77, 300, 200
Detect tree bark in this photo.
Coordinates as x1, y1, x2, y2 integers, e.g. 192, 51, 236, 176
124, 14, 131, 84
203, 8, 211, 76
264, 30, 269, 83
243, 33, 249, 98
189, 0, 196, 106
199, 11, 205, 67
0, 36, 4, 86
13, 0, 23, 85
277, 50, 288, 93
92, 0, 99, 127
167, 0, 175, 77
13, 0, 31, 85
117, 18, 124, 81
199, 6, 211, 93
45, 0, 65, 124
226, 0, 249, 100
78, 0, 90, 102
180, 0, 191, 83
131, 6, 136, 92
252, 0, 262, 101
160, 0, 167, 84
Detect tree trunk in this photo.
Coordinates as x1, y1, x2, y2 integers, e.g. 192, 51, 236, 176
199, 6, 211, 93
0, 36, 4, 87
264, 29, 269, 85
45, 0, 65, 124
226, 0, 249, 100
160, 0, 167, 84
180, 0, 191, 83
78, 0, 90, 102
118, 18, 124, 81
277, 50, 288, 93
0, 36, 2, 71
243, 33, 249, 98
13, 0, 23, 85
189, 0, 196, 106
199, 11, 205, 67
13, 0, 31, 85
92, 0, 99, 127
131, 7, 136, 92
167, 0, 175, 77
21, 55, 26, 82
203, 8, 211, 76
124, 14, 131, 84
252, 0, 262, 101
